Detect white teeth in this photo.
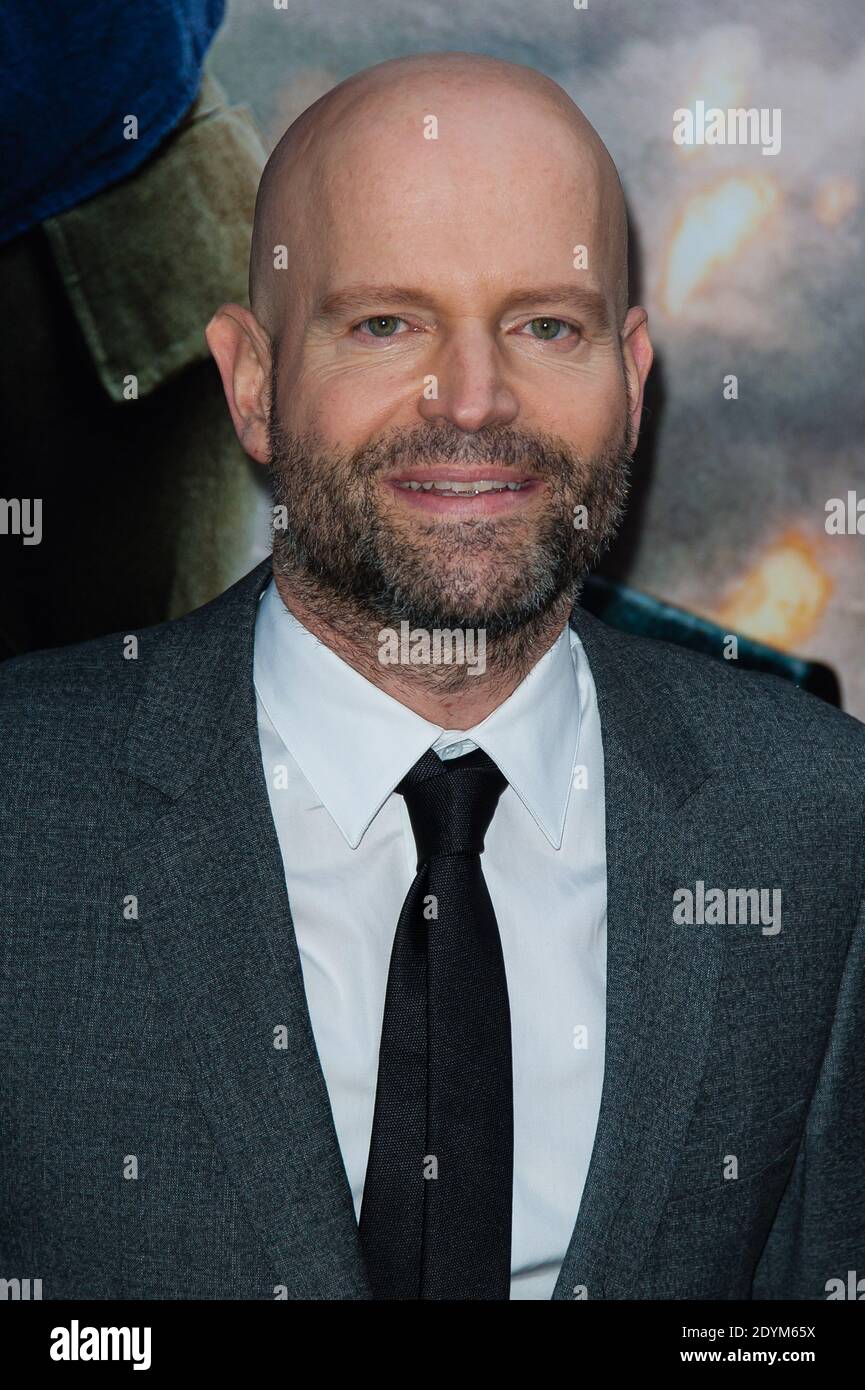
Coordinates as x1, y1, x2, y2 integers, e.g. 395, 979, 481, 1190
396, 479, 528, 495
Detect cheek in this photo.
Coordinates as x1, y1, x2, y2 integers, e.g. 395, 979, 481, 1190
535, 367, 627, 451
284, 360, 408, 451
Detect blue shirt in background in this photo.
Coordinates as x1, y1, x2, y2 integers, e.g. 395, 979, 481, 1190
0, 0, 225, 244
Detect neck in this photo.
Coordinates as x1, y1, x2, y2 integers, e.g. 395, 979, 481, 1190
271, 568, 575, 728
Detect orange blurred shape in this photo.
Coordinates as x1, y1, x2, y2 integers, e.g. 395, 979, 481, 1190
713, 529, 833, 650
661, 175, 778, 315
814, 176, 859, 227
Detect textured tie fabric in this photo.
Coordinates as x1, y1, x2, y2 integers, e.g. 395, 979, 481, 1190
359, 746, 514, 1300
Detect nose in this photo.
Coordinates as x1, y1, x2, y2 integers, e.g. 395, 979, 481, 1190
418, 321, 519, 433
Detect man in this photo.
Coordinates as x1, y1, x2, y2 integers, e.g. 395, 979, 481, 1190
1, 52, 863, 1302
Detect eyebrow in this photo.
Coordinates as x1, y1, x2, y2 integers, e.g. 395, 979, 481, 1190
314, 283, 612, 328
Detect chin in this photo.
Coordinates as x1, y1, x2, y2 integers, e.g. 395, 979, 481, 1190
414, 570, 520, 619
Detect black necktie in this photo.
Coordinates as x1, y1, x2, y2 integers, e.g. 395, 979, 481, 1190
359, 746, 514, 1300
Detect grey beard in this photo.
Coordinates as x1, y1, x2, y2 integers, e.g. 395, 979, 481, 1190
267, 401, 631, 685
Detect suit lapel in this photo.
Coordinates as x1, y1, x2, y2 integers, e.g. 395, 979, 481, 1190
117, 561, 372, 1298
552, 610, 722, 1300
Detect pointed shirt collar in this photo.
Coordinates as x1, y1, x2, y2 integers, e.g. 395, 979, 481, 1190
253, 580, 584, 850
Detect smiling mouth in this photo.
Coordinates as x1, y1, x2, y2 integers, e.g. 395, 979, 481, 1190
394, 478, 532, 495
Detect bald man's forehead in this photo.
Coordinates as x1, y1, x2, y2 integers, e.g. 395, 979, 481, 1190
317, 122, 614, 298
251, 57, 628, 330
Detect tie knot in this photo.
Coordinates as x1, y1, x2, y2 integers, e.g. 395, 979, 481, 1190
396, 747, 507, 864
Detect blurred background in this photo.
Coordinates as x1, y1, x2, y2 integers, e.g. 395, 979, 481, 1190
2, 0, 862, 712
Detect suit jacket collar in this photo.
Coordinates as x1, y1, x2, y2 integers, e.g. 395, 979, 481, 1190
117, 560, 720, 1300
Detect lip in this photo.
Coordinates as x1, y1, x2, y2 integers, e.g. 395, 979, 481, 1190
385, 466, 541, 515
388, 466, 535, 485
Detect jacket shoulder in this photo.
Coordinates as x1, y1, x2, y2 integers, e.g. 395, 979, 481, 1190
0, 560, 271, 781
574, 611, 865, 790
0, 628, 149, 746
0, 611, 189, 787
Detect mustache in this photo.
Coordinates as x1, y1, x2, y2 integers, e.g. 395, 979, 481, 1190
344, 423, 582, 481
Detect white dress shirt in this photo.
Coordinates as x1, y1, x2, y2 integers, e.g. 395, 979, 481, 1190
253, 579, 608, 1300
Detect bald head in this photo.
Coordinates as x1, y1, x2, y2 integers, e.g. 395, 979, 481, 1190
248, 51, 629, 337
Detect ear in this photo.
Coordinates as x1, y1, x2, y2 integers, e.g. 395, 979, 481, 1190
620, 306, 654, 454
205, 304, 272, 465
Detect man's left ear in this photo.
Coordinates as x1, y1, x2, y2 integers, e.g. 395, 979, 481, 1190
620, 307, 653, 454
205, 304, 272, 465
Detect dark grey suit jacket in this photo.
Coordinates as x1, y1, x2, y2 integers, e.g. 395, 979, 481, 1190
2, 558, 864, 1300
